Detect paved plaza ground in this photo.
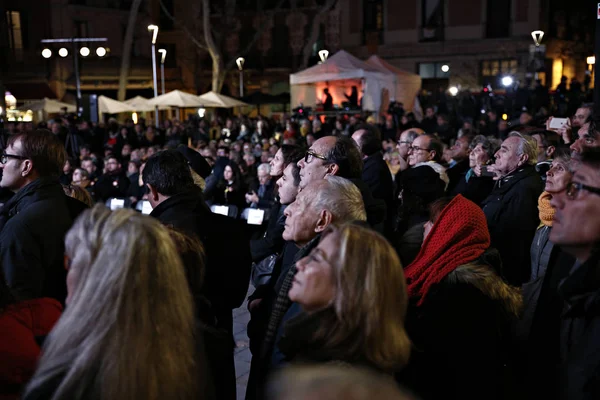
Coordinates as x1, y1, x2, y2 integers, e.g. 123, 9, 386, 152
233, 292, 252, 400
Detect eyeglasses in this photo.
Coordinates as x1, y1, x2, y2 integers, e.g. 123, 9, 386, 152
408, 146, 431, 153
0, 153, 27, 164
566, 181, 600, 200
304, 150, 328, 164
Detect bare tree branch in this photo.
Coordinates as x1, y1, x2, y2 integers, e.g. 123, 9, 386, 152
159, 0, 208, 51
300, 0, 337, 69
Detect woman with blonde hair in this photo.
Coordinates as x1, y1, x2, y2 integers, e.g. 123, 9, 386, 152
280, 222, 411, 373
23, 205, 199, 400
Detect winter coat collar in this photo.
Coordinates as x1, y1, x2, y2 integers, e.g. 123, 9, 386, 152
0, 177, 63, 220
559, 251, 600, 318
149, 186, 210, 219
496, 165, 537, 190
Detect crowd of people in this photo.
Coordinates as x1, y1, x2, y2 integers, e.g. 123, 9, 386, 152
0, 94, 599, 400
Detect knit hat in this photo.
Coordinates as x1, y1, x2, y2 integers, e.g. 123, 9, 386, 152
177, 146, 212, 178
404, 195, 490, 306
400, 165, 446, 205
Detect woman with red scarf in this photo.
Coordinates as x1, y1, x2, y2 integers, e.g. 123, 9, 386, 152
399, 195, 521, 400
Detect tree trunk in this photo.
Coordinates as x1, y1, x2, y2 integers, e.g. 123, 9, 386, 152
203, 0, 225, 93
300, 0, 337, 70
117, 0, 143, 101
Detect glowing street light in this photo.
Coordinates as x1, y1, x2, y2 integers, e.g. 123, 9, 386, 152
236, 57, 245, 97
588, 56, 596, 66
148, 24, 160, 127
41, 48, 52, 58
58, 48, 69, 57
318, 49, 329, 63
531, 30, 544, 47
441, 64, 449, 73
158, 49, 167, 94
448, 86, 459, 96
501, 76, 514, 87
79, 47, 90, 57
96, 47, 107, 57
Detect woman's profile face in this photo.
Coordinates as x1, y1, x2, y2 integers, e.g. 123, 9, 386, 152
545, 158, 571, 193
289, 233, 337, 312
269, 149, 284, 176
224, 165, 233, 181
469, 143, 489, 168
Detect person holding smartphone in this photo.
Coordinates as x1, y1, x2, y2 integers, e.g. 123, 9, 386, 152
451, 135, 499, 206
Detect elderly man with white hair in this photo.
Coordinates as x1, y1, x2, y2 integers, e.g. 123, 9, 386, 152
246, 175, 367, 400
246, 163, 276, 210
482, 132, 544, 286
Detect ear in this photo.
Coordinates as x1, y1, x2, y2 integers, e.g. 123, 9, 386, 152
147, 184, 160, 202
21, 160, 34, 177
314, 209, 333, 233
325, 163, 339, 177
429, 150, 437, 161
546, 146, 555, 158
518, 153, 529, 167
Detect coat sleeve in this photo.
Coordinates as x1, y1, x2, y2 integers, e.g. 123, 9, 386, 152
1, 220, 44, 300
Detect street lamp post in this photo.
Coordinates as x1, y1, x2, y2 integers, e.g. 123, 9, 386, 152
41, 37, 107, 117
148, 25, 159, 128
318, 49, 329, 64
236, 57, 245, 98
530, 30, 545, 81
158, 49, 167, 95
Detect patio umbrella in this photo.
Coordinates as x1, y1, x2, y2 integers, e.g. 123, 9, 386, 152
18, 97, 76, 113
148, 90, 206, 108
98, 95, 135, 114
197, 91, 248, 108
124, 95, 169, 111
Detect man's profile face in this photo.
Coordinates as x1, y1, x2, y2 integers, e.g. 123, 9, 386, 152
570, 123, 599, 156
297, 137, 335, 190
407, 135, 433, 166
0, 139, 26, 192
282, 185, 319, 244
573, 107, 591, 128
494, 136, 524, 176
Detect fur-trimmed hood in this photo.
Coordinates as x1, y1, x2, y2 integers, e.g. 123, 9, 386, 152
446, 262, 523, 318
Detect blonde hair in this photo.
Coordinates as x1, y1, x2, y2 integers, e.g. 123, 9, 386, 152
62, 184, 94, 207
25, 205, 197, 400
314, 223, 411, 372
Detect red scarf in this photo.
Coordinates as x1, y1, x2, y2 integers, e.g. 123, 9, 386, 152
405, 195, 490, 306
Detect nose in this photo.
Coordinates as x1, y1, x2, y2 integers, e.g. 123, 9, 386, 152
495, 151, 500, 159
295, 257, 307, 271
570, 139, 581, 155
297, 159, 305, 168
284, 206, 291, 217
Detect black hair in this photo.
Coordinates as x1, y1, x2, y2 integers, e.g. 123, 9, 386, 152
324, 136, 364, 179
353, 123, 382, 156
280, 144, 305, 168
142, 150, 196, 196
423, 134, 443, 163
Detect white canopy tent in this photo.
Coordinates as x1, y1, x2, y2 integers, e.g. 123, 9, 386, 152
365, 55, 422, 111
197, 91, 248, 108
124, 95, 169, 111
18, 98, 76, 113
98, 95, 135, 114
289, 50, 395, 113
148, 90, 205, 108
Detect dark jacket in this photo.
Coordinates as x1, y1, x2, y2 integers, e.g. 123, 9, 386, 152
94, 173, 130, 203
0, 178, 88, 303
446, 159, 470, 194
362, 152, 395, 237
250, 203, 287, 263
150, 188, 251, 325
481, 166, 544, 285
350, 178, 387, 235
249, 179, 277, 210
451, 171, 495, 207
400, 259, 521, 400
557, 251, 600, 400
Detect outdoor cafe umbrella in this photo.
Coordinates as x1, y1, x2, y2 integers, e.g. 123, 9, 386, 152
197, 91, 248, 108
125, 95, 169, 111
98, 95, 136, 114
147, 90, 207, 108
18, 97, 76, 113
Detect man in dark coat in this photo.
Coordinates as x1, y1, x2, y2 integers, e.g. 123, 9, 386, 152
0, 130, 87, 303
352, 123, 395, 238
143, 150, 251, 400
94, 155, 130, 203
548, 148, 600, 400
482, 133, 544, 286
446, 134, 473, 193
297, 135, 386, 233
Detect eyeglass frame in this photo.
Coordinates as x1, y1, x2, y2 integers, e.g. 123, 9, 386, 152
408, 145, 432, 153
0, 153, 28, 164
566, 181, 600, 200
304, 150, 328, 164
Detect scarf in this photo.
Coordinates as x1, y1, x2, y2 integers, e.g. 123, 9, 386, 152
404, 195, 490, 306
538, 191, 555, 227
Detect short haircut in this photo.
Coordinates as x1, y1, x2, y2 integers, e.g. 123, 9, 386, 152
402, 130, 421, 143
423, 134, 443, 163
280, 144, 304, 168
257, 163, 271, 175
324, 136, 364, 180
290, 162, 301, 187
7, 129, 67, 178
553, 145, 572, 164
354, 123, 382, 156
469, 135, 499, 160
508, 131, 537, 166
142, 150, 196, 196
531, 130, 560, 148
312, 176, 367, 223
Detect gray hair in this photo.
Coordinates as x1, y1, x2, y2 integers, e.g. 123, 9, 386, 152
469, 135, 500, 160
313, 176, 367, 223
508, 131, 537, 166
404, 130, 421, 143
257, 163, 271, 175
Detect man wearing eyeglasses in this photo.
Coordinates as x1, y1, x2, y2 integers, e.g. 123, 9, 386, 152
549, 147, 600, 400
0, 130, 87, 303
297, 136, 386, 233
